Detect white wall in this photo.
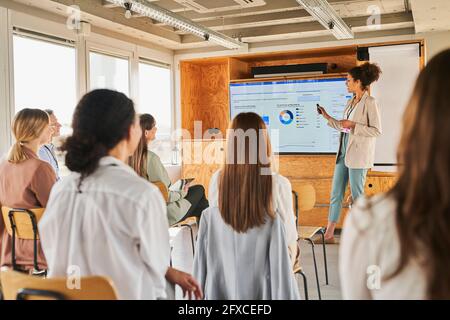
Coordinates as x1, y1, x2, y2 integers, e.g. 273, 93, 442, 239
424, 30, 450, 60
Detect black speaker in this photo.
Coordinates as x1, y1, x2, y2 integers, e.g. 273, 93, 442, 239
357, 47, 370, 61
251, 63, 328, 78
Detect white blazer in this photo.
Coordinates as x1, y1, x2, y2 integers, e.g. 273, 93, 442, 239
328, 91, 382, 169
340, 194, 427, 299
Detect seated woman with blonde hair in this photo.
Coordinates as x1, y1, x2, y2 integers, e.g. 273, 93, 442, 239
0, 108, 56, 273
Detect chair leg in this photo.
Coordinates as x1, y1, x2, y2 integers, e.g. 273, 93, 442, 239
306, 238, 321, 300
319, 228, 329, 285
8, 213, 18, 271
181, 224, 195, 257
296, 270, 309, 300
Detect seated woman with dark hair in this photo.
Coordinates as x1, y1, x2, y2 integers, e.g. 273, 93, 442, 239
39, 89, 202, 300
129, 114, 209, 226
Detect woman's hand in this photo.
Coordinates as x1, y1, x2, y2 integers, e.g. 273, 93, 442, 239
165, 267, 203, 300
318, 106, 331, 120
340, 120, 356, 129
183, 182, 191, 194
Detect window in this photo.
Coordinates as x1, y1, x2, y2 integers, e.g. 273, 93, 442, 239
89, 51, 130, 96
138, 59, 175, 164
13, 33, 77, 137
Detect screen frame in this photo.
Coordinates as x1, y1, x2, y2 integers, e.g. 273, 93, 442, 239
229, 73, 350, 155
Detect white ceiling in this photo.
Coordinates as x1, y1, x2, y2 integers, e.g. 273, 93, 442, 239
410, 0, 450, 33
8, 0, 450, 51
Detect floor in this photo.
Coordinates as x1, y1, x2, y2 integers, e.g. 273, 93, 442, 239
169, 225, 342, 300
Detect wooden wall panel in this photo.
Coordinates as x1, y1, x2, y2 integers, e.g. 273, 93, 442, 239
278, 155, 336, 179
229, 58, 250, 80
365, 175, 398, 196
181, 62, 230, 137
299, 207, 349, 228
181, 62, 202, 137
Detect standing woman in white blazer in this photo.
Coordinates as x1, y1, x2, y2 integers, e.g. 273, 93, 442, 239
317, 63, 382, 240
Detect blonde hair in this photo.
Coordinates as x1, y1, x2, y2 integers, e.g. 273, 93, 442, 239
8, 108, 50, 163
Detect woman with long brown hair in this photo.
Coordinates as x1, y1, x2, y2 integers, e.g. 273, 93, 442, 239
193, 112, 299, 299
340, 49, 450, 299
0, 108, 56, 273
129, 114, 208, 225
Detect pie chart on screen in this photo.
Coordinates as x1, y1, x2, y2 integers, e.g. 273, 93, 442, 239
279, 110, 294, 125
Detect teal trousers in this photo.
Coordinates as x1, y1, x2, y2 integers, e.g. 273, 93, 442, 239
329, 135, 368, 223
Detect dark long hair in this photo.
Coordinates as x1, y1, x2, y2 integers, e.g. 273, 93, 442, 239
219, 112, 274, 233
129, 114, 155, 179
62, 89, 135, 188
348, 62, 381, 90
389, 49, 450, 299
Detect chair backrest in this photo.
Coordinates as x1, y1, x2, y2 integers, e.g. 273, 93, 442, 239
292, 184, 316, 223
152, 181, 169, 203
0, 267, 118, 300
1, 207, 45, 240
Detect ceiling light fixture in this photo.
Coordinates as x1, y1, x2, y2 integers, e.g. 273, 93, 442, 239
105, 0, 245, 49
295, 0, 354, 40
124, 1, 132, 19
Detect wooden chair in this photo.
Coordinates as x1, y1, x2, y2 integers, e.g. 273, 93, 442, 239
1, 206, 46, 276
153, 181, 169, 203
292, 184, 329, 300
0, 267, 118, 300
152, 181, 196, 257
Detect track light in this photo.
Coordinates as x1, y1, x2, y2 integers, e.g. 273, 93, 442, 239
296, 0, 354, 40
124, 1, 132, 19
105, 0, 244, 49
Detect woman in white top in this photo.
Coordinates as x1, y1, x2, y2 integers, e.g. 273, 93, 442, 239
194, 112, 300, 299
208, 112, 299, 267
340, 49, 450, 299
39, 89, 202, 300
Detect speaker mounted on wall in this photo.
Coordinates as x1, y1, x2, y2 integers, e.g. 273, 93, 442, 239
251, 63, 328, 78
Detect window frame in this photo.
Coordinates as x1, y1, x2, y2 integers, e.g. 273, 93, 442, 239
2, 8, 176, 160
137, 57, 174, 137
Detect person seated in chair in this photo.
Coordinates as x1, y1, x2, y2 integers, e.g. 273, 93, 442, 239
0, 108, 56, 273
193, 112, 300, 299
129, 114, 209, 226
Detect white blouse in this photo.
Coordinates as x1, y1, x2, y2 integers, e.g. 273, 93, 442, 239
208, 170, 298, 246
339, 193, 427, 300
39, 156, 171, 300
